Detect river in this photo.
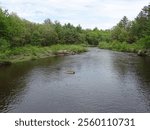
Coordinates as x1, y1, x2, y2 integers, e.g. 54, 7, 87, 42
0, 48, 150, 112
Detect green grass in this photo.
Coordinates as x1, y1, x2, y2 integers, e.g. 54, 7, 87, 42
98, 41, 147, 53
0, 44, 87, 63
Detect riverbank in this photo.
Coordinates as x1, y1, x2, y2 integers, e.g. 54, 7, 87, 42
99, 41, 150, 56
0, 44, 87, 64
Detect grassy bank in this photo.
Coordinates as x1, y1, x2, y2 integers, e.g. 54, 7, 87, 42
99, 41, 150, 55
0, 44, 87, 63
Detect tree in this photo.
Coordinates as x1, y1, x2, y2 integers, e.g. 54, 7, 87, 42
0, 9, 9, 38
111, 16, 131, 43
129, 4, 150, 42
118, 16, 130, 29
85, 30, 100, 45
44, 18, 53, 25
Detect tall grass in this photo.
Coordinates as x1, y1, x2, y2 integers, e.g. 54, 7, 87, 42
0, 44, 87, 62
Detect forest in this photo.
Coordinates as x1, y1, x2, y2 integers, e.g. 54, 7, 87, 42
0, 4, 150, 63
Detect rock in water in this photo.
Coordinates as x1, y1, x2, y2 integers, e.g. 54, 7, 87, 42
56, 50, 69, 56
137, 50, 147, 56
65, 70, 75, 74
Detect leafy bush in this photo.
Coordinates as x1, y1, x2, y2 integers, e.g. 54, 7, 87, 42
99, 41, 146, 53
0, 38, 10, 51
136, 36, 150, 49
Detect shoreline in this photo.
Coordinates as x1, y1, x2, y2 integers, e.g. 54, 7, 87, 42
1, 44, 149, 67
0, 44, 87, 66
98, 42, 150, 56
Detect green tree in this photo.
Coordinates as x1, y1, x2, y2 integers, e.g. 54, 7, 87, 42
111, 16, 131, 43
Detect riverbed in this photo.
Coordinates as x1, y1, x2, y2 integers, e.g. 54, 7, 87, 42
0, 48, 150, 112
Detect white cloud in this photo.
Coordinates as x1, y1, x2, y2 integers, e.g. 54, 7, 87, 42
0, 0, 149, 29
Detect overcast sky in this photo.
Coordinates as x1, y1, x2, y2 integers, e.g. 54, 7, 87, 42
0, 0, 149, 29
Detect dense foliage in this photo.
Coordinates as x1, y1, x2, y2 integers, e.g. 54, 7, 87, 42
0, 4, 150, 55
100, 4, 150, 50
0, 9, 98, 48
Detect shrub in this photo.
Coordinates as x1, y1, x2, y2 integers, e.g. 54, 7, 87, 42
136, 36, 150, 49
0, 38, 10, 51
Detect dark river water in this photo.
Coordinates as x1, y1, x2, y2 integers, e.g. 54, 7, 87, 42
0, 48, 150, 113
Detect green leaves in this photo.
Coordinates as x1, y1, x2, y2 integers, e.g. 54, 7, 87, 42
0, 3, 150, 51
0, 38, 10, 51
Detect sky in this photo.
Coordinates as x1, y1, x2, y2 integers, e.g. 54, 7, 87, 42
0, 0, 149, 29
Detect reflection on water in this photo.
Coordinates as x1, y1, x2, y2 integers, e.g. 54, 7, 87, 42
0, 48, 150, 112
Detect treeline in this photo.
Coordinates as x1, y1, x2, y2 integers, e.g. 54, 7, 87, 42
0, 4, 150, 51
100, 4, 150, 51
0, 7, 109, 50
111, 4, 150, 45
